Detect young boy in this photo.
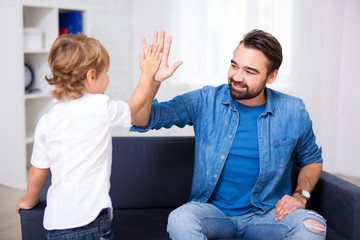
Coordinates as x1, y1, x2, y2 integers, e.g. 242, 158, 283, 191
16, 33, 161, 239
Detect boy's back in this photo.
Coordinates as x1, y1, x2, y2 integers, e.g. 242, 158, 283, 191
32, 93, 130, 229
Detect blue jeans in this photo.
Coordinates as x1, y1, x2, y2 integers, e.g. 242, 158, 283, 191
167, 202, 326, 240
45, 208, 113, 240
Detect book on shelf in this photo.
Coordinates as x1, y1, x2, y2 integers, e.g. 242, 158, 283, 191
59, 11, 83, 35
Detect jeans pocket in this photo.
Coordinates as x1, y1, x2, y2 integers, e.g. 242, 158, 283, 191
99, 218, 113, 240
99, 229, 113, 240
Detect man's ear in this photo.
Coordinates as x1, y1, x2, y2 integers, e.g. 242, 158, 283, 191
85, 69, 96, 87
266, 69, 278, 84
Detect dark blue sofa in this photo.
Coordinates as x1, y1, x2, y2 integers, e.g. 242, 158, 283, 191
20, 136, 360, 240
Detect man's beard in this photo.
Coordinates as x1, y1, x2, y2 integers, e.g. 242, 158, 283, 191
228, 78, 267, 100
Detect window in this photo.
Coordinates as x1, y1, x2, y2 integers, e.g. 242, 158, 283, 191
168, 0, 293, 91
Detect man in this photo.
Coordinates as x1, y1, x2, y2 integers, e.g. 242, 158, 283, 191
132, 29, 326, 239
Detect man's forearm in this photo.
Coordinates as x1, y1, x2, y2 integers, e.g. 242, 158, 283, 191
275, 162, 322, 220
131, 80, 161, 126
293, 162, 322, 198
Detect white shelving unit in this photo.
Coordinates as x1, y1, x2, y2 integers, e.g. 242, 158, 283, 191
0, 0, 89, 189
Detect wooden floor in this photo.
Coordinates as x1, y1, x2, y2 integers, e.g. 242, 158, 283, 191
1, 175, 360, 240
0, 185, 25, 240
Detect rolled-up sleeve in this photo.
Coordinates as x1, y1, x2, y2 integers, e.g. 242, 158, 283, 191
131, 88, 204, 133
294, 103, 323, 167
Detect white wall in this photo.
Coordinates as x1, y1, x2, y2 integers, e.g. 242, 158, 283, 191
128, 0, 195, 136
289, 0, 360, 178
290, 0, 345, 174
336, 0, 360, 177
65, 0, 135, 100
130, 0, 360, 178
15, 0, 360, 177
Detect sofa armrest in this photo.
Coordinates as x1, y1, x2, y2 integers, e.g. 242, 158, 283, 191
308, 171, 360, 240
19, 171, 50, 240
20, 200, 46, 240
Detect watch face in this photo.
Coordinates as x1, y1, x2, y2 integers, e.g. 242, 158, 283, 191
301, 190, 310, 199
24, 64, 34, 90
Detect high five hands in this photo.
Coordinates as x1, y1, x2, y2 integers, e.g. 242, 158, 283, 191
141, 29, 183, 82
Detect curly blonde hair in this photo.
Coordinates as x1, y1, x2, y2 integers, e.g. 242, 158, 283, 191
46, 34, 110, 100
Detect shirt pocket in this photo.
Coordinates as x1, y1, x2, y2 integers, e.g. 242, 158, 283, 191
272, 138, 296, 168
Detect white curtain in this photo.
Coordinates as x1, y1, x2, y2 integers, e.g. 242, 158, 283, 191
166, 0, 293, 91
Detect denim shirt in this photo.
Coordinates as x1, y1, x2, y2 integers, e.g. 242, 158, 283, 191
131, 84, 323, 214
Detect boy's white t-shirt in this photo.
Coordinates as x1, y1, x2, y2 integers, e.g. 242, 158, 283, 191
31, 93, 131, 230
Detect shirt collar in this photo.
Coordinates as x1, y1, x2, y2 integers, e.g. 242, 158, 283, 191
220, 85, 274, 115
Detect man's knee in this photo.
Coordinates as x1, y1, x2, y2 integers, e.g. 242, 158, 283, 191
167, 204, 200, 236
285, 209, 327, 239
298, 210, 327, 239
167, 207, 185, 229
303, 218, 326, 234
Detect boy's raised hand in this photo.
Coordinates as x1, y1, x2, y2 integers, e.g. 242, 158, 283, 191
142, 30, 182, 82
140, 41, 161, 78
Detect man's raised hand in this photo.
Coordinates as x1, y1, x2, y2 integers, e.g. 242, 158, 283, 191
141, 29, 182, 82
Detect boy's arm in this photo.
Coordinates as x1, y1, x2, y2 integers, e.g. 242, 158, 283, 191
16, 166, 49, 213
126, 42, 161, 118
132, 30, 183, 127
131, 80, 161, 127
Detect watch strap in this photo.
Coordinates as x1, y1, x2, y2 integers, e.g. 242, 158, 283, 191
293, 189, 310, 202
293, 189, 302, 194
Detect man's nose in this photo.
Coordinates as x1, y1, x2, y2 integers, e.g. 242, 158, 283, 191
233, 69, 245, 82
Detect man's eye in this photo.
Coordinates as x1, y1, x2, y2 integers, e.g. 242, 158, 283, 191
247, 71, 255, 75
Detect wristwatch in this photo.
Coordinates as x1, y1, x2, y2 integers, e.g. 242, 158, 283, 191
293, 189, 310, 202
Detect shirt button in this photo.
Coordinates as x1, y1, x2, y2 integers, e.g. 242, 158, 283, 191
229, 135, 232, 139
214, 174, 217, 178
221, 155, 225, 159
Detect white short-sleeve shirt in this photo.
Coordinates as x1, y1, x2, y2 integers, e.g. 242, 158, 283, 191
31, 93, 131, 230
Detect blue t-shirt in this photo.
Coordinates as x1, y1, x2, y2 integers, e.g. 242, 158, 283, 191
132, 85, 323, 213
209, 100, 266, 215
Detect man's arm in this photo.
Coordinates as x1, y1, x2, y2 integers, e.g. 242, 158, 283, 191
132, 30, 182, 127
293, 162, 322, 201
275, 162, 322, 221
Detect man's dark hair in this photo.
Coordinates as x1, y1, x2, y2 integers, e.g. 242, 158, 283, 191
239, 29, 283, 75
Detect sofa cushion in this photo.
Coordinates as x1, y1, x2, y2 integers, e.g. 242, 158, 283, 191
110, 136, 195, 209
112, 208, 243, 240
112, 208, 173, 240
